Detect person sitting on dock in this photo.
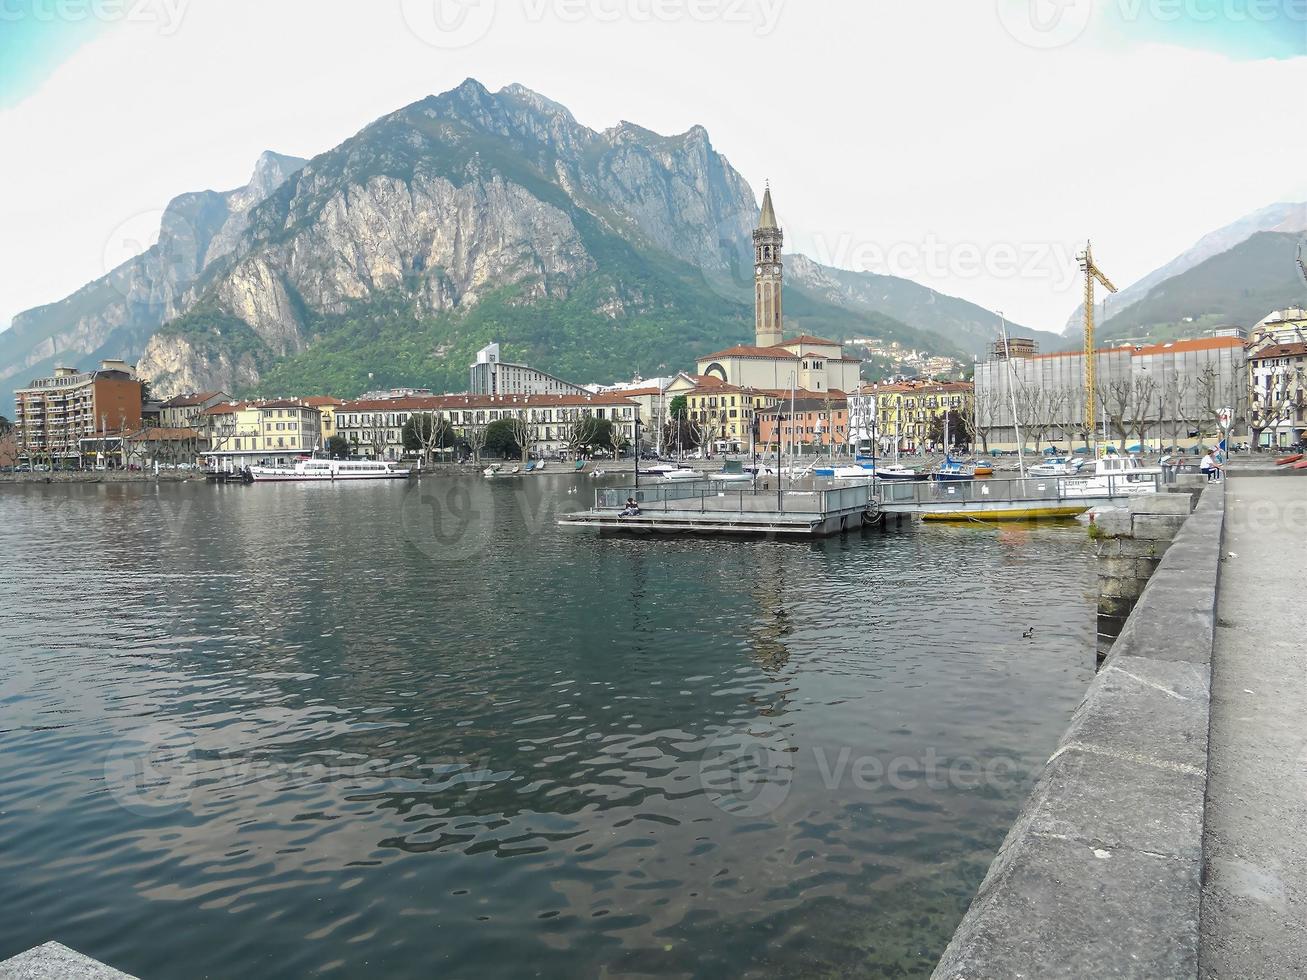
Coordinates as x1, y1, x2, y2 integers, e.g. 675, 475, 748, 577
619, 497, 641, 517
1200, 451, 1222, 482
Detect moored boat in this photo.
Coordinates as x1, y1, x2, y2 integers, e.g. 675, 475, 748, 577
248, 458, 411, 481
876, 463, 927, 482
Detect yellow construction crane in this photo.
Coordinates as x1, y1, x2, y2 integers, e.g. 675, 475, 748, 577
1077, 242, 1117, 448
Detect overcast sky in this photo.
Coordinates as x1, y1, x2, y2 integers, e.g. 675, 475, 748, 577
2, 0, 1304, 335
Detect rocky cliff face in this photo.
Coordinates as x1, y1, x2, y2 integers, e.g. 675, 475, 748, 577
136, 331, 262, 397
0, 151, 306, 395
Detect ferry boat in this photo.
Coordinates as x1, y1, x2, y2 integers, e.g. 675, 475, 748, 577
248, 458, 411, 482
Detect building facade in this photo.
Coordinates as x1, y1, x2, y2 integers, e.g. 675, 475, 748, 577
684, 383, 781, 453
1247, 340, 1307, 447
13, 360, 142, 464
756, 395, 849, 453
201, 400, 322, 470
469, 343, 586, 397
159, 391, 229, 429
853, 380, 974, 452
331, 392, 641, 460
973, 336, 1247, 452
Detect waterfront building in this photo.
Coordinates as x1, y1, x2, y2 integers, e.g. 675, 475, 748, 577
855, 380, 973, 452
756, 393, 850, 454
331, 392, 641, 460
200, 400, 322, 470
158, 391, 229, 429
694, 189, 862, 393
469, 342, 586, 397
684, 384, 782, 453
973, 336, 1247, 452
1247, 335, 1307, 448
299, 395, 346, 448
13, 360, 142, 465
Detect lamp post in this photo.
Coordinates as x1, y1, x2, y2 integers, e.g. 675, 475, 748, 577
633, 413, 642, 490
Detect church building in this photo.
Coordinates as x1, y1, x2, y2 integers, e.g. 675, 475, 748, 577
695, 186, 862, 393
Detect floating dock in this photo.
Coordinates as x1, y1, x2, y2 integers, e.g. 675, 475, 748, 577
560, 472, 1169, 535
876, 472, 1163, 521
558, 482, 878, 537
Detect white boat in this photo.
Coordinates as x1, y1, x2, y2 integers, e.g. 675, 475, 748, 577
1029, 456, 1085, 477
662, 468, 705, 481
483, 464, 522, 478
249, 458, 411, 481
713, 472, 754, 483
640, 463, 684, 477
1059, 455, 1161, 498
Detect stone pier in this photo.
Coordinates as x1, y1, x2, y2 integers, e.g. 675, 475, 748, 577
1093, 476, 1208, 657
933, 480, 1226, 979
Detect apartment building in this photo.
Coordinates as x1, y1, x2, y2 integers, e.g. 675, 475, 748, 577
13, 360, 142, 464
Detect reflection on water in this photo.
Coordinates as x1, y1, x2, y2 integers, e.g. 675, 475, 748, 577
0, 479, 1095, 978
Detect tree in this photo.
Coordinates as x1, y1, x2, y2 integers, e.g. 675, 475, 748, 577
1128, 375, 1159, 451
364, 412, 391, 460
0, 416, 11, 438
465, 423, 488, 465
325, 434, 350, 459
564, 415, 601, 457
1097, 380, 1133, 452
509, 411, 534, 465
927, 409, 969, 451
971, 387, 1002, 455
484, 418, 517, 458
668, 395, 689, 420
403, 413, 452, 466
587, 417, 615, 451
608, 418, 627, 458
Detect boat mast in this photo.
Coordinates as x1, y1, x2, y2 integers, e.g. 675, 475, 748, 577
998, 311, 1027, 478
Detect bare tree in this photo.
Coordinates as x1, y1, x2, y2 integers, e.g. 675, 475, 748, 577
608, 418, 626, 460
365, 412, 391, 461
564, 415, 600, 458
1248, 366, 1299, 450
466, 423, 487, 465
1129, 374, 1159, 451
1097, 380, 1133, 452
410, 413, 451, 468
509, 411, 534, 467
971, 385, 1003, 455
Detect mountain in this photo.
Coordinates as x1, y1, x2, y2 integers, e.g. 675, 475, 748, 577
0, 151, 306, 397
1064, 201, 1307, 335
6, 80, 1022, 404
787, 255, 1058, 353
1096, 231, 1307, 341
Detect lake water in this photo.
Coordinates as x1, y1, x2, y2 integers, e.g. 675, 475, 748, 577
0, 477, 1096, 978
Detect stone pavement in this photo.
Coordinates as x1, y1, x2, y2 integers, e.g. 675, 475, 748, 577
1202, 476, 1307, 978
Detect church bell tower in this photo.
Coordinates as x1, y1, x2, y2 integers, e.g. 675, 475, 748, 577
753, 185, 783, 348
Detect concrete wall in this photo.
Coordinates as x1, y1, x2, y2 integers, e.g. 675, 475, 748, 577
1093, 475, 1206, 656
933, 481, 1225, 979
